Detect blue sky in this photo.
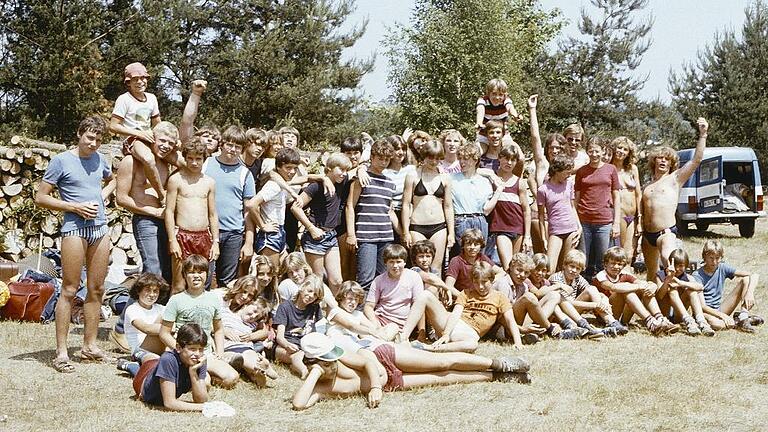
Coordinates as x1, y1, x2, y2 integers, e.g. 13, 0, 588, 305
343, 0, 753, 103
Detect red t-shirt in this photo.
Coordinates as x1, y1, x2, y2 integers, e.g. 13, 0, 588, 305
447, 253, 494, 292
592, 270, 637, 296
575, 163, 620, 224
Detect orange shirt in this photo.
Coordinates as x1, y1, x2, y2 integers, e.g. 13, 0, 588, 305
456, 289, 512, 337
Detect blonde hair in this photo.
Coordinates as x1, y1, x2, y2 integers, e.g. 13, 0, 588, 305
153, 121, 179, 141
457, 142, 482, 163
610, 136, 637, 168
438, 129, 466, 148
224, 275, 261, 312
281, 252, 311, 279
508, 253, 534, 272
324, 153, 352, 171
646, 145, 679, 172
701, 239, 724, 258
471, 260, 495, 283
563, 124, 584, 138
563, 249, 586, 270
485, 78, 508, 95
294, 274, 324, 304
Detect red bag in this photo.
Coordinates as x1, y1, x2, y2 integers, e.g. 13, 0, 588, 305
0, 279, 54, 322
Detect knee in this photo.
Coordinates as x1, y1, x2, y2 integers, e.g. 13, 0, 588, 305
220, 370, 240, 389
520, 293, 537, 306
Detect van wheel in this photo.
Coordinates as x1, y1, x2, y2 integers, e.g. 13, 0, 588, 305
738, 219, 755, 238
695, 222, 709, 232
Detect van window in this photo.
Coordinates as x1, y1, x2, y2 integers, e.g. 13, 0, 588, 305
699, 159, 720, 183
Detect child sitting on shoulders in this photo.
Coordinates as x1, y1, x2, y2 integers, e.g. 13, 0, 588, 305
655, 249, 715, 336
410, 240, 460, 305
475, 78, 523, 148
117, 273, 170, 377
549, 250, 628, 335
593, 247, 678, 336
132, 323, 209, 411
496, 253, 587, 341
693, 240, 762, 332
273, 274, 325, 379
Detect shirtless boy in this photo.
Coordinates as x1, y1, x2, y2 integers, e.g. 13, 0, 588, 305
641, 118, 708, 280
116, 121, 178, 284
165, 137, 220, 293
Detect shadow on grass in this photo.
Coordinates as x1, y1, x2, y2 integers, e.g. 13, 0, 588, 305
70, 325, 112, 341
682, 229, 740, 240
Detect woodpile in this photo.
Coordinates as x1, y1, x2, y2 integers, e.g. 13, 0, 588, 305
0, 135, 142, 268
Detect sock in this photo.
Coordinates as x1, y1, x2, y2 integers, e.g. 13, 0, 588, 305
644, 315, 655, 328
576, 318, 589, 328
737, 310, 749, 322
561, 318, 576, 329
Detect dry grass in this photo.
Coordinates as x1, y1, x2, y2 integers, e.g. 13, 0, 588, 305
1, 221, 767, 432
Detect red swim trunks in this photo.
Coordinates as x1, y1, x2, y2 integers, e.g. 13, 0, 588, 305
175, 228, 212, 260
133, 358, 160, 399
372, 344, 403, 392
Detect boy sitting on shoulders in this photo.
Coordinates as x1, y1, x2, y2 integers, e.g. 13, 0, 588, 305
165, 137, 220, 294
694, 240, 762, 332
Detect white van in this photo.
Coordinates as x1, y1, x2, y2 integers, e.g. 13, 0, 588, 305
676, 147, 765, 238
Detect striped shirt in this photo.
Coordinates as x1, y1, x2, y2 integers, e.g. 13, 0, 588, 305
355, 172, 395, 243
476, 96, 513, 124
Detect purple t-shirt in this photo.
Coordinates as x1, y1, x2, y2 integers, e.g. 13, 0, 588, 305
365, 268, 424, 328
141, 350, 207, 406
537, 178, 579, 235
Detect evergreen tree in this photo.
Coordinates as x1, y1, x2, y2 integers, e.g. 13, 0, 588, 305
671, 0, 768, 176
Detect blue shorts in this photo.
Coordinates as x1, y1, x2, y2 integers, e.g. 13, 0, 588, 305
491, 231, 520, 242
255, 225, 286, 253
62, 224, 109, 246
301, 229, 338, 255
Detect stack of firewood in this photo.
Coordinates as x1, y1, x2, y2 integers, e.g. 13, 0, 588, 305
0, 135, 141, 268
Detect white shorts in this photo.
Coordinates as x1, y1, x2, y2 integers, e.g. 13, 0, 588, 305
450, 319, 480, 342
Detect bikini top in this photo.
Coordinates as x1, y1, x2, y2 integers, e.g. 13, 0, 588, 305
414, 177, 445, 199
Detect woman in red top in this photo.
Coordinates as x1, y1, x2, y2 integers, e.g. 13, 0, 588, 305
489, 145, 531, 271
574, 137, 621, 279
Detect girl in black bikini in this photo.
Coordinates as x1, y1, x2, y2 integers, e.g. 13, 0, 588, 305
402, 140, 455, 274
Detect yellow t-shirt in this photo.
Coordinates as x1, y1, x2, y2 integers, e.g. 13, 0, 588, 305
456, 290, 512, 337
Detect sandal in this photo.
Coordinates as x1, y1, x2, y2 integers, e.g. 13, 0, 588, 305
79, 349, 116, 364
53, 358, 76, 373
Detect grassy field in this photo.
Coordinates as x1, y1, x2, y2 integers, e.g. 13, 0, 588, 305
1, 220, 766, 432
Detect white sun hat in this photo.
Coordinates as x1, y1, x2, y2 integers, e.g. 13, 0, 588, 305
300, 332, 345, 361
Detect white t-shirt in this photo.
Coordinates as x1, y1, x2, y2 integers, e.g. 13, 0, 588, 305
112, 92, 160, 131
124, 302, 165, 350
278, 279, 299, 303
256, 180, 288, 225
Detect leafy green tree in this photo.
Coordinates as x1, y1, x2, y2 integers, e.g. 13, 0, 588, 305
532, 0, 652, 134
386, 0, 562, 138
670, 0, 768, 176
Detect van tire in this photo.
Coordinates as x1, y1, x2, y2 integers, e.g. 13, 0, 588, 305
738, 219, 755, 238
695, 222, 710, 232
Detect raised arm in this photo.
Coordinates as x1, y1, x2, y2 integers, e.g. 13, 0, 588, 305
675, 117, 708, 184
180, 80, 206, 144
527, 95, 548, 188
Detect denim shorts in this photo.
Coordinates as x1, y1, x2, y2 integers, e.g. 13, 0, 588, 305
255, 225, 286, 253
301, 229, 338, 255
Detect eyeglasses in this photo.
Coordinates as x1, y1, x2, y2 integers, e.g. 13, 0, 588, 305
566, 137, 582, 143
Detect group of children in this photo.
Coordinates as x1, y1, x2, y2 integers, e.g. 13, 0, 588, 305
34, 63, 762, 411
